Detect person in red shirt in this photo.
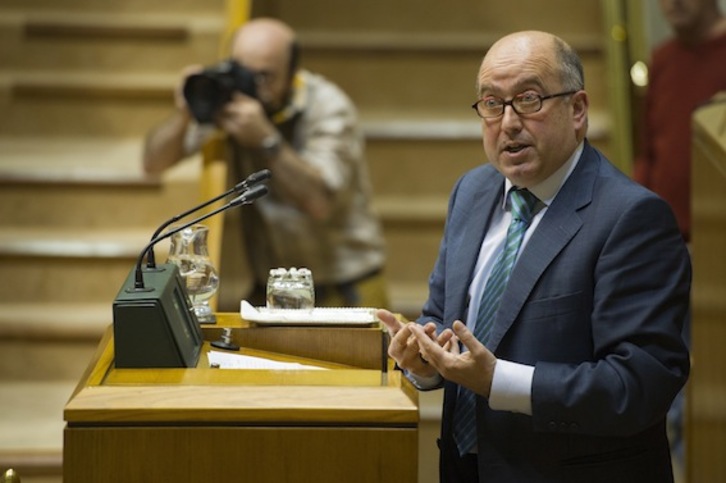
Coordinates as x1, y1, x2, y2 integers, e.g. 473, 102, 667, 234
634, 1, 726, 477
634, 0, 726, 243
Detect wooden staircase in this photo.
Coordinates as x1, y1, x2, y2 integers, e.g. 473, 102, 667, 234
0, 1, 617, 481
0, 2, 225, 481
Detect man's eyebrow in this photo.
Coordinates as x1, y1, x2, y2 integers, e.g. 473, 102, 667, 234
478, 77, 546, 97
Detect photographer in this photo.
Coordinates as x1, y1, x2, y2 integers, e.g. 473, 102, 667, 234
143, 18, 388, 309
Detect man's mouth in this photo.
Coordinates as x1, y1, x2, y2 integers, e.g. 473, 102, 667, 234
503, 144, 527, 154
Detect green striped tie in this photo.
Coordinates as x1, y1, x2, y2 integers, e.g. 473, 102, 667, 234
453, 188, 539, 456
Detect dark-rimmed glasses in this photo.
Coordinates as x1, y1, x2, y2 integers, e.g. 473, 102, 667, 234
472, 90, 578, 119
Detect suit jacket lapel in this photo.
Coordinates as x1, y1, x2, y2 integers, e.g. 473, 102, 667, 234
486, 143, 598, 352
445, 169, 503, 325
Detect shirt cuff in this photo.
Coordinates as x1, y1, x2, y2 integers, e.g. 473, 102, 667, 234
488, 359, 534, 415
405, 369, 443, 390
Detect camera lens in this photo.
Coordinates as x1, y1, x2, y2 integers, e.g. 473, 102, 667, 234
184, 75, 225, 124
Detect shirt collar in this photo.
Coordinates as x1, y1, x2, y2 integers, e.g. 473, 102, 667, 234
502, 141, 584, 208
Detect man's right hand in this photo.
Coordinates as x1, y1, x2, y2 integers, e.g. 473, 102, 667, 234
376, 309, 441, 379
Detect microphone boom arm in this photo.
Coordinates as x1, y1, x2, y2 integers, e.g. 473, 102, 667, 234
134, 184, 268, 289
145, 169, 271, 268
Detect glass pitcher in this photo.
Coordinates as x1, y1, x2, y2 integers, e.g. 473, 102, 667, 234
166, 224, 219, 323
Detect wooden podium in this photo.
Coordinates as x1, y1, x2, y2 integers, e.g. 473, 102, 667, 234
63, 313, 419, 482
688, 95, 726, 483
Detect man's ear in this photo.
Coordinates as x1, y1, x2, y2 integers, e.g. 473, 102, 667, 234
572, 90, 589, 129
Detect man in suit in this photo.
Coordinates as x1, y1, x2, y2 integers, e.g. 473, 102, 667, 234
377, 30, 690, 483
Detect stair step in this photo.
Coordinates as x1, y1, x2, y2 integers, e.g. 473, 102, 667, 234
364, 112, 611, 197
0, 449, 62, 481
0, 302, 111, 341
0, 137, 154, 175
0, 9, 224, 70
299, 40, 609, 116
375, 196, 448, 222
0, 0, 225, 14
387, 281, 429, 321
0, 227, 154, 258
0, 257, 137, 304
3, 70, 176, 100
0, 181, 199, 228
271, 0, 604, 37
0, 381, 78, 452
17, 10, 223, 38
383, 228, 443, 286
363, 118, 480, 140
362, 110, 610, 141
0, 227, 174, 304
0, 138, 202, 228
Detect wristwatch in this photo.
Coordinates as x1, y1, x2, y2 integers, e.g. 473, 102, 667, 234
260, 134, 282, 160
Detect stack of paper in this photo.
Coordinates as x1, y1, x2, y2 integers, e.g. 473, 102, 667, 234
240, 300, 378, 326
207, 350, 327, 370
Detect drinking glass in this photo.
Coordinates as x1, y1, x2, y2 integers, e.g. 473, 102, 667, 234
266, 267, 314, 310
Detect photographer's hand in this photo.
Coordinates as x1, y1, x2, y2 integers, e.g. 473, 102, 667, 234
217, 92, 277, 148
219, 93, 333, 221
142, 64, 205, 175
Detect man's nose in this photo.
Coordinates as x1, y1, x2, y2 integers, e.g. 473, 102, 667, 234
500, 104, 523, 130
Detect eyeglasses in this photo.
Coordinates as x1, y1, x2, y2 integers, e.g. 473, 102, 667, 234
471, 90, 578, 119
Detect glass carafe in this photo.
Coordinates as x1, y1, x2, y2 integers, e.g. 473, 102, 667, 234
167, 224, 219, 323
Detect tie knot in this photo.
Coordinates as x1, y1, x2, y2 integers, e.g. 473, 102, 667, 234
509, 188, 539, 224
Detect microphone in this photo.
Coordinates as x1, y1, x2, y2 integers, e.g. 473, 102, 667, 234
146, 169, 271, 268
134, 184, 269, 289
112, 183, 268, 368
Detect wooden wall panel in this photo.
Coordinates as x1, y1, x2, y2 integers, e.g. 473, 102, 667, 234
688, 100, 726, 483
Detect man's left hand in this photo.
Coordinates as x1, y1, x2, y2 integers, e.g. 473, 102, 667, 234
409, 320, 497, 398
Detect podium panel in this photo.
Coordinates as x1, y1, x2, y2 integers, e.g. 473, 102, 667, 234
65, 427, 416, 482
689, 97, 726, 483
64, 314, 419, 483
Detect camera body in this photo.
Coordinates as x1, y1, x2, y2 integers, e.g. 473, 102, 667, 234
183, 59, 258, 124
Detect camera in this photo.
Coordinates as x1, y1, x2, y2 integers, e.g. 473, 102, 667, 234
183, 59, 258, 124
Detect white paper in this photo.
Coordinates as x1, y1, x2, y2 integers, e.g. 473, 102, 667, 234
208, 350, 327, 370
240, 300, 378, 325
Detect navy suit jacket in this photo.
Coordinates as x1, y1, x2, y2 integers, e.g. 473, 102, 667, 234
419, 141, 690, 482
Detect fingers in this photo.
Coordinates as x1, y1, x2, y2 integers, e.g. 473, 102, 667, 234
408, 323, 441, 363
180, 64, 204, 78
378, 317, 437, 376
404, 320, 496, 396
376, 309, 404, 336
438, 329, 460, 355
452, 320, 481, 355
408, 321, 468, 376
231, 91, 256, 102
447, 336, 461, 355
408, 322, 461, 356
378, 314, 467, 379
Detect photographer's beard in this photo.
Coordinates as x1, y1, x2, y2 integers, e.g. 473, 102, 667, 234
259, 78, 294, 119
268, 74, 304, 126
